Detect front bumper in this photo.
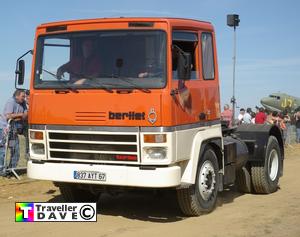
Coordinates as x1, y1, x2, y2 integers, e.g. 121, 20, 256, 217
27, 160, 181, 188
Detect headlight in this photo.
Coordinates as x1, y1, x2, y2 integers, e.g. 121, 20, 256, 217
31, 143, 45, 155
143, 147, 167, 160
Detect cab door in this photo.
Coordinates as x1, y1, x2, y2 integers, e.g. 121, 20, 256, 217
171, 29, 221, 162
171, 30, 203, 125
171, 30, 220, 125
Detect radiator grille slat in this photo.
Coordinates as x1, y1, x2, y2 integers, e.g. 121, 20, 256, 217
49, 133, 136, 142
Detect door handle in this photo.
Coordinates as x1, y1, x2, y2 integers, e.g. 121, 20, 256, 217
199, 112, 206, 120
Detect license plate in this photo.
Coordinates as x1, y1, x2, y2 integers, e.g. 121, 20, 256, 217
73, 171, 106, 181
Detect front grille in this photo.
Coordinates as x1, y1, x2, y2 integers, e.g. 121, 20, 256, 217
47, 130, 139, 163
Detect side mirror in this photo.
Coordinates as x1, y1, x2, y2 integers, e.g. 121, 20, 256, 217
177, 52, 191, 80
16, 59, 25, 85
15, 49, 33, 89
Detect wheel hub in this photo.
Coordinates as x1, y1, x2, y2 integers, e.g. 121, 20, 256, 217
268, 149, 279, 181
198, 160, 216, 201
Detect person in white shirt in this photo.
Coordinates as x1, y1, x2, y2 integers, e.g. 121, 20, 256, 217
243, 108, 252, 124
238, 108, 245, 124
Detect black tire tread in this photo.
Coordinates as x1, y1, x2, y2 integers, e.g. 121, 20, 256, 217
251, 164, 271, 193
251, 135, 281, 194
177, 146, 219, 216
177, 187, 202, 216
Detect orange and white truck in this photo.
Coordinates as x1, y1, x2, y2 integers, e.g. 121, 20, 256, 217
16, 17, 284, 216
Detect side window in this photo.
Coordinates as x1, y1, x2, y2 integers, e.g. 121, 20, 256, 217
201, 33, 215, 80
172, 31, 198, 80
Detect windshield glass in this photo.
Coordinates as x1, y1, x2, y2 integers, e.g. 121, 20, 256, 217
34, 30, 166, 89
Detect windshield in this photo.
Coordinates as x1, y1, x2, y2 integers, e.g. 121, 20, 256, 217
34, 30, 166, 89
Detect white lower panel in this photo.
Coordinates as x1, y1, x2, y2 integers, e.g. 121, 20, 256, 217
27, 161, 181, 188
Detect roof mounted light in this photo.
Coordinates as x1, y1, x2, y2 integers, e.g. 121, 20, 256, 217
128, 22, 154, 27
46, 25, 67, 32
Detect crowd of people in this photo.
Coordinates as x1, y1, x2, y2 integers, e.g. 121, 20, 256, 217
221, 104, 300, 145
0, 89, 29, 176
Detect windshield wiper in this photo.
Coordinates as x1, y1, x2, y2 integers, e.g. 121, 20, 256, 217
67, 72, 115, 93
79, 79, 114, 93
115, 77, 151, 93
52, 81, 80, 93
42, 69, 60, 80
54, 86, 79, 94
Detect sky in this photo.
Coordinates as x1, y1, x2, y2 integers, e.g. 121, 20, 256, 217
0, 0, 299, 112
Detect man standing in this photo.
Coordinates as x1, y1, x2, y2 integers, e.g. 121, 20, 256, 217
243, 108, 252, 124
295, 111, 300, 143
1, 90, 28, 170
221, 104, 233, 127
238, 108, 245, 124
0, 117, 8, 176
23, 90, 30, 160
255, 107, 267, 124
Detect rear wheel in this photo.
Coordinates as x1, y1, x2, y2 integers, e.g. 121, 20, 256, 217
251, 136, 281, 194
177, 146, 219, 216
56, 183, 100, 202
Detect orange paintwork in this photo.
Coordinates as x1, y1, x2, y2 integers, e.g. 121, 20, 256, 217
29, 18, 220, 127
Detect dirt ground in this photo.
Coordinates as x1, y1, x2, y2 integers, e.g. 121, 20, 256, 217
0, 145, 300, 237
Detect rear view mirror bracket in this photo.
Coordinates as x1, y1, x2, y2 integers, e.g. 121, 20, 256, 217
15, 49, 33, 89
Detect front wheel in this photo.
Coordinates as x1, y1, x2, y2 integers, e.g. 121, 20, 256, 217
56, 183, 100, 202
177, 146, 220, 216
251, 136, 282, 194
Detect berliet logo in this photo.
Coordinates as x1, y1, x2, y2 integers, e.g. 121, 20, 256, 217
108, 108, 158, 124
109, 111, 145, 120
15, 202, 97, 222
148, 108, 157, 124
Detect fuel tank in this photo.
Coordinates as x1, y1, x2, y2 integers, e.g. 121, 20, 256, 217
223, 135, 249, 170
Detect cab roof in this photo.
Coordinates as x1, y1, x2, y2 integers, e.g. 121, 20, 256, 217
38, 17, 214, 31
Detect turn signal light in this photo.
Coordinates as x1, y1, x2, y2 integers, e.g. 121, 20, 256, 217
30, 131, 44, 140
144, 134, 166, 143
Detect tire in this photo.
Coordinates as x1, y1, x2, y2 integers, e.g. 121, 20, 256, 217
235, 166, 252, 193
57, 183, 100, 202
177, 146, 220, 216
251, 136, 281, 194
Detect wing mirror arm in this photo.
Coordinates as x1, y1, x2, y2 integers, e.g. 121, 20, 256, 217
15, 49, 33, 88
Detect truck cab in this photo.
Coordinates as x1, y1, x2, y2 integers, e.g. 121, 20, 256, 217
17, 17, 284, 216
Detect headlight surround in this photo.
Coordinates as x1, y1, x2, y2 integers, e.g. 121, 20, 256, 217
31, 143, 45, 155
29, 129, 47, 160
143, 147, 167, 160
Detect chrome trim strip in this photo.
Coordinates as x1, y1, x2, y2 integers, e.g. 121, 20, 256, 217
30, 124, 46, 130
30, 124, 139, 132
140, 120, 221, 132
29, 120, 221, 133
